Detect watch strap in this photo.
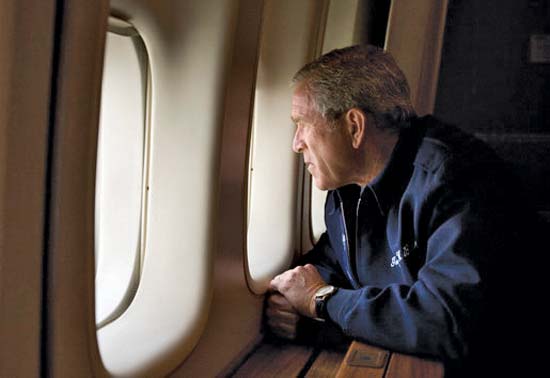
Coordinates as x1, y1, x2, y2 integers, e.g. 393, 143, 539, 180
315, 296, 328, 320
314, 286, 338, 320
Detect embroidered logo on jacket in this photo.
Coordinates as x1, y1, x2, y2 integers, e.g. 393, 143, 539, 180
390, 241, 418, 268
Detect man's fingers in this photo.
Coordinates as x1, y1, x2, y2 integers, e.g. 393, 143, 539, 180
265, 291, 300, 340
270, 327, 296, 340
265, 305, 300, 322
267, 293, 293, 309
266, 293, 300, 323
269, 270, 297, 293
268, 274, 282, 292
268, 265, 327, 318
267, 320, 296, 335
267, 318, 297, 340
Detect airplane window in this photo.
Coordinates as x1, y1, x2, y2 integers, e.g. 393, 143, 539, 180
310, 187, 328, 243
246, 86, 298, 294
245, 1, 332, 294
96, 6, 235, 375
245, 1, 391, 291
95, 25, 149, 328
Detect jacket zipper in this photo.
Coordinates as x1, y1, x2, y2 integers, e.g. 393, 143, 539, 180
339, 201, 355, 284
354, 197, 362, 282
337, 189, 363, 286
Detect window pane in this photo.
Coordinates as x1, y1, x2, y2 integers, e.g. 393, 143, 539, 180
95, 31, 147, 328
310, 187, 327, 243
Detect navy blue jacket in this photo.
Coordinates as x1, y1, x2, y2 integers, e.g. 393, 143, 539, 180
301, 116, 541, 371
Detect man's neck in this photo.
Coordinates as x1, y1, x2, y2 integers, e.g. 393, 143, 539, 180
355, 130, 399, 187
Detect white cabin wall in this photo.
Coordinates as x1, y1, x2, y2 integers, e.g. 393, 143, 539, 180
170, 2, 264, 374
174, 0, 331, 375
245, 0, 329, 293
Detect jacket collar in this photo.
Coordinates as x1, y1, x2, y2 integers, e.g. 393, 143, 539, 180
363, 117, 427, 216
329, 117, 428, 215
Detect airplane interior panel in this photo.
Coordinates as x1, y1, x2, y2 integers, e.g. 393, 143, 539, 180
0, 0, 548, 377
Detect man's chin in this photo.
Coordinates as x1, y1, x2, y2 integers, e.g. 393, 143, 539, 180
312, 178, 332, 191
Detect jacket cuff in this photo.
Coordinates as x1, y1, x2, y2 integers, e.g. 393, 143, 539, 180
325, 288, 359, 330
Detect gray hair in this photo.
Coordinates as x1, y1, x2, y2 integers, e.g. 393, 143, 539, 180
293, 45, 415, 130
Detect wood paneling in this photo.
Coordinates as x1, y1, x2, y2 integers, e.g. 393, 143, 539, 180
231, 339, 443, 377
335, 341, 389, 378
306, 349, 346, 378
232, 342, 313, 377
385, 352, 444, 378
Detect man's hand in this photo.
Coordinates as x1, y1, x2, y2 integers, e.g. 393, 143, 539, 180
269, 264, 327, 318
265, 293, 300, 340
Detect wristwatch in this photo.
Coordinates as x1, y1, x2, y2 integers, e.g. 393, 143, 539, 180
314, 285, 338, 321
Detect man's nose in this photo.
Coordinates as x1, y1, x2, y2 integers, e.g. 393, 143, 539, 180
292, 130, 304, 153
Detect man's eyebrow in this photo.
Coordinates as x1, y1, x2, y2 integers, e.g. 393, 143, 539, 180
290, 116, 301, 124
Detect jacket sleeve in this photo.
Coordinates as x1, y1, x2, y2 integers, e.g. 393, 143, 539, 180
297, 232, 350, 289
324, 182, 501, 361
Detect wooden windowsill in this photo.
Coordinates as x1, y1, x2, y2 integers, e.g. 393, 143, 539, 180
229, 339, 443, 377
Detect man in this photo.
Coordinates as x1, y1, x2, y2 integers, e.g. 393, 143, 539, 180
267, 45, 542, 376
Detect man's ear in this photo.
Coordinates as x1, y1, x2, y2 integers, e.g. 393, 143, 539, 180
345, 108, 367, 149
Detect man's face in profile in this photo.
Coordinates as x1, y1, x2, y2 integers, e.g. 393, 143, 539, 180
291, 83, 352, 191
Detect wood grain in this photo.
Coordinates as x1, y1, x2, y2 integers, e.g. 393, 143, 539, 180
305, 349, 346, 378
385, 352, 444, 378
335, 341, 390, 378
230, 339, 444, 377
231, 342, 313, 377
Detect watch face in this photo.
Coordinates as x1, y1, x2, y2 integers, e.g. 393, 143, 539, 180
316, 285, 335, 297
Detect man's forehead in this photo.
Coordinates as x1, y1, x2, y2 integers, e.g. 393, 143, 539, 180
291, 85, 316, 121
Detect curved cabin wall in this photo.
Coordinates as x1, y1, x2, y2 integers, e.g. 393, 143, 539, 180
176, 0, 330, 375
0, 1, 55, 376
245, 0, 328, 293
44, 1, 110, 376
